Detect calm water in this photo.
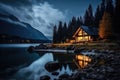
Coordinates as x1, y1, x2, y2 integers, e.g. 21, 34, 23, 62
0, 44, 40, 68
0, 44, 76, 80
0, 44, 41, 78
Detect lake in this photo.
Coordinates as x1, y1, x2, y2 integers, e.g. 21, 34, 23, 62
0, 44, 78, 80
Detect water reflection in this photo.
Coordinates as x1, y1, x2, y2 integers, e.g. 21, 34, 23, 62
14, 53, 73, 80
76, 54, 91, 68
0, 43, 93, 80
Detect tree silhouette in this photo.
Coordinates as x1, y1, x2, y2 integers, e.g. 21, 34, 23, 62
84, 4, 94, 27
114, 0, 120, 38
53, 25, 57, 43
84, 10, 89, 26
94, 5, 101, 27
99, 12, 113, 39
57, 21, 63, 43
62, 22, 67, 42
99, 0, 106, 20
106, 0, 114, 15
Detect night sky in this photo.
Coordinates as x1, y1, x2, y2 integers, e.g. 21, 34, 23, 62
0, 0, 101, 38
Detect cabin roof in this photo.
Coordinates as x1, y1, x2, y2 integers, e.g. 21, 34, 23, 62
73, 26, 98, 37
80, 26, 98, 35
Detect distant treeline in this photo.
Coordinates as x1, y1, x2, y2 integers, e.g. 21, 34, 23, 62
53, 0, 120, 43
0, 34, 51, 43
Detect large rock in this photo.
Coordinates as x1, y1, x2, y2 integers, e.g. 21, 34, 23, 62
45, 61, 61, 72
59, 73, 70, 80
40, 75, 50, 80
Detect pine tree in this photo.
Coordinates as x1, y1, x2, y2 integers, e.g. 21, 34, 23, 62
53, 25, 57, 43
57, 21, 63, 43
84, 10, 89, 26
106, 0, 114, 15
71, 16, 77, 25
99, 0, 106, 20
99, 12, 113, 39
67, 21, 73, 39
77, 16, 83, 27
114, 0, 120, 37
77, 17, 80, 27
71, 16, 78, 33
94, 5, 101, 27
84, 4, 94, 27
62, 22, 67, 42
79, 16, 83, 25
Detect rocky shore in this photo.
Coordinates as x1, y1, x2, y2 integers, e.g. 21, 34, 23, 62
40, 49, 120, 80
27, 43, 120, 80
71, 50, 120, 80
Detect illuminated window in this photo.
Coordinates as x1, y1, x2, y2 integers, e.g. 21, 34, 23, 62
77, 37, 83, 42
78, 30, 82, 36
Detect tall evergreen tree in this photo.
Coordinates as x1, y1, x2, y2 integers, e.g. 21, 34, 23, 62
76, 16, 83, 29
106, 0, 114, 15
99, 12, 113, 39
99, 0, 106, 20
77, 17, 80, 27
94, 5, 101, 27
79, 16, 83, 25
57, 21, 63, 43
71, 16, 78, 33
84, 10, 89, 26
71, 16, 77, 25
67, 21, 73, 38
53, 25, 57, 43
88, 4, 94, 19
77, 16, 83, 27
62, 22, 67, 42
114, 0, 120, 37
84, 4, 94, 27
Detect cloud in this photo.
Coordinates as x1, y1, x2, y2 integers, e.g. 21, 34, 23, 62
31, 2, 65, 36
0, 1, 66, 38
0, 0, 32, 6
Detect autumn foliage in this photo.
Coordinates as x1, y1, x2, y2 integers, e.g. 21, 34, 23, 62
99, 12, 113, 39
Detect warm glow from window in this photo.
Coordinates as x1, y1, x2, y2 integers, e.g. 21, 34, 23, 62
77, 37, 82, 40
76, 36, 90, 42
78, 30, 82, 36
76, 54, 91, 68
85, 36, 88, 39
70, 40, 75, 43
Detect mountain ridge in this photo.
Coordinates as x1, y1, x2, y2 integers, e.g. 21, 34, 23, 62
0, 14, 47, 40
0, 12, 49, 42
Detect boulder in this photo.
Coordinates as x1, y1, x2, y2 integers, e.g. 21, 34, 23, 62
40, 75, 50, 80
45, 61, 61, 72
59, 73, 70, 79
27, 46, 34, 53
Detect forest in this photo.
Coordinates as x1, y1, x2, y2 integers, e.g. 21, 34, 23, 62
53, 0, 120, 43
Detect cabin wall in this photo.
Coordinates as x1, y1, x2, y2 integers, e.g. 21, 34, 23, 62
69, 27, 98, 43
74, 29, 91, 42
75, 36, 91, 42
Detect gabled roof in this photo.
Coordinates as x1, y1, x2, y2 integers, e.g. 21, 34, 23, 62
80, 26, 98, 35
73, 26, 98, 37
73, 27, 81, 37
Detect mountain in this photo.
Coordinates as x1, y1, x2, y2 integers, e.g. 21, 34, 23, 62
0, 12, 49, 42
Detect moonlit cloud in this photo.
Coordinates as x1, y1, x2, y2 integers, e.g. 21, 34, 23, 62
31, 2, 65, 36
0, 1, 66, 38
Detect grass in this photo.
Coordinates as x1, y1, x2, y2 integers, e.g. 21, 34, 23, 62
51, 41, 119, 51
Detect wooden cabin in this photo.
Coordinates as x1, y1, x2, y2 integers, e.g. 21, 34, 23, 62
69, 26, 98, 43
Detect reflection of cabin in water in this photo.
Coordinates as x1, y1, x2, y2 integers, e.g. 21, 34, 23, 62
69, 26, 98, 43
